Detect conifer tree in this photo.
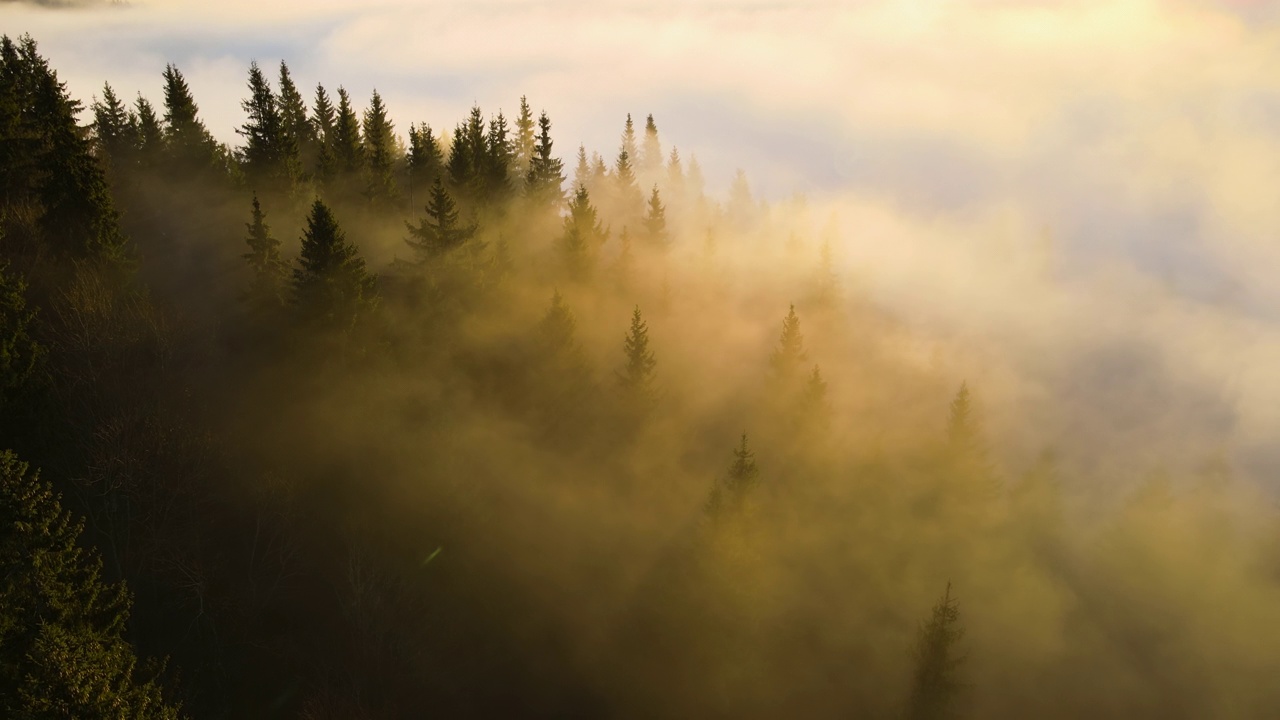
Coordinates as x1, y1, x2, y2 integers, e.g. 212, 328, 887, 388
132, 95, 164, 170
572, 143, 590, 193
687, 153, 706, 199
276, 61, 312, 179
238, 61, 296, 193
614, 226, 635, 288
705, 433, 760, 519
292, 199, 377, 328
617, 305, 658, 411
798, 365, 831, 432
0, 263, 44, 413
311, 83, 337, 182
483, 111, 513, 205
513, 95, 536, 184
331, 87, 364, 187
642, 185, 668, 249
406, 123, 444, 207
524, 111, 565, 208
769, 304, 808, 380
447, 106, 487, 202
91, 82, 134, 170
614, 127, 642, 217
560, 185, 608, 280
361, 89, 398, 204
405, 179, 477, 262
640, 113, 662, 180
242, 193, 287, 308
906, 583, 967, 720
0, 450, 181, 719
666, 146, 684, 198
590, 152, 609, 197
162, 63, 220, 177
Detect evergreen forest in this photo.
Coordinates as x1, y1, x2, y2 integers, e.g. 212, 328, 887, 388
3, 33, 1280, 719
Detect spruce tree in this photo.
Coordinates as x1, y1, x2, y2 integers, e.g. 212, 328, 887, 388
484, 110, 513, 206
705, 433, 760, 519
132, 95, 164, 170
0, 451, 181, 719
331, 87, 364, 191
906, 583, 967, 720
242, 193, 287, 308
572, 143, 590, 193
406, 123, 444, 206
640, 113, 662, 180
311, 83, 337, 183
560, 185, 607, 280
617, 305, 658, 411
513, 95, 536, 184
238, 61, 296, 193
524, 111, 565, 208
642, 185, 668, 249
769, 304, 808, 381
666, 146, 685, 198
161, 63, 220, 177
276, 62, 312, 178
614, 131, 642, 218
446, 106, 487, 203
361, 89, 398, 204
292, 199, 377, 328
798, 365, 831, 432
91, 82, 133, 171
405, 179, 477, 262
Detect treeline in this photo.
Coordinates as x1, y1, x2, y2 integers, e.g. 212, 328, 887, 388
2, 32, 1277, 720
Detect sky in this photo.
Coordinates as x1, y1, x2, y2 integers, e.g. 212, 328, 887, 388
6, 0, 1280, 476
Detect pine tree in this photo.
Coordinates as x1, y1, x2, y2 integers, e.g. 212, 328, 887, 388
642, 185, 668, 249
512, 95, 536, 184
572, 143, 590, 193
242, 193, 286, 308
769, 304, 808, 380
91, 82, 134, 171
331, 87, 364, 190
361, 89, 398, 204
482, 110, 513, 206
906, 583, 967, 720
238, 60, 296, 193
640, 113, 662, 180
617, 305, 658, 411
162, 63, 220, 177
311, 83, 337, 182
560, 186, 608, 280
614, 117, 642, 217
705, 433, 760, 519
524, 111, 565, 208
406, 123, 444, 207
0, 450, 181, 719
292, 199, 377, 328
947, 382, 977, 452
666, 146, 684, 198
132, 95, 164, 170
405, 179, 477, 261
276, 61, 312, 180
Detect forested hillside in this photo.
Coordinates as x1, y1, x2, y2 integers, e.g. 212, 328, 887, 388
3, 33, 1280, 719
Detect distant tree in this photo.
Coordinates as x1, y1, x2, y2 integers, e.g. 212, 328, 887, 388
512, 95, 536, 184
639, 113, 662, 180
238, 61, 297, 193
617, 305, 658, 412
797, 365, 831, 432
242, 193, 287, 308
560, 185, 608, 280
686, 153, 705, 199
276, 61, 312, 180
483, 110, 513, 206
292, 199, 377, 329
613, 115, 642, 217
405, 123, 444, 206
404, 179, 477, 262
666, 146, 684, 198
361, 90, 398, 204
906, 583, 967, 720
572, 143, 590, 193
161, 63, 221, 177
446, 106, 487, 203
91, 82, 134, 171
311, 84, 337, 182
531, 290, 594, 438
524, 111, 565, 208
727, 168, 754, 226
705, 433, 760, 519
0, 450, 181, 719
642, 185, 668, 249
613, 226, 635, 289
132, 95, 164, 170
769, 304, 808, 381
331, 87, 364, 191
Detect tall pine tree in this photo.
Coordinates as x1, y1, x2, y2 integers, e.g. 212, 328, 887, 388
292, 199, 377, 329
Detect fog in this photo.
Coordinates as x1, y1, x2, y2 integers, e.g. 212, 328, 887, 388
4, 1, 1280, 718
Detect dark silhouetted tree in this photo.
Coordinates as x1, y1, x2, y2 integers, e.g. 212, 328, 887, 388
640, 113, 662, 180
769, 304, 808, 381
705, 433, 760, 519
405, 179, 477, 262
642, 185, 667, 249
560, 185, 608, 280
0, 450, 181, 719
311, 83, 337, 183
906, 583, 966, 720
406, 123, 444, 207
617, 305, 658, 412
91, 82, 134, 171
242, 193, 286, 308
513, 95, 536, 184
361, 90, 398, 204
238, 61, 297, 193
292, 199, 377, 329
525, 110, 565, 209
162, 63, 221, 177
277, 61, 312, 181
